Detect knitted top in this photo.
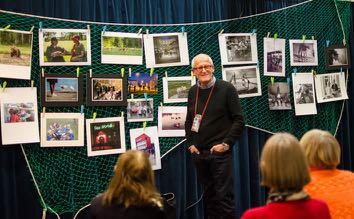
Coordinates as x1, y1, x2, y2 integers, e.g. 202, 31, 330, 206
305, 169, 354, 219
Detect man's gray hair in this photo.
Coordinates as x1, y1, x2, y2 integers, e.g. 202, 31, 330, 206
191, 54, 214, 68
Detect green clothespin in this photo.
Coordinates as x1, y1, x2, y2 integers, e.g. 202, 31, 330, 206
2, 25, 11, 31
121, 68, 125, 78
76, 67, 80, 77
274, 33, 278, 40
271, 77, 274, 85
150, 68, 154, 77
302, 35, 306, 43
143, 121, 147, 132
2, 81, 7, 92
92, 112, 97, 122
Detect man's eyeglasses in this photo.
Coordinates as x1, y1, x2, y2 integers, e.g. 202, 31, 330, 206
192, 65, 214, 72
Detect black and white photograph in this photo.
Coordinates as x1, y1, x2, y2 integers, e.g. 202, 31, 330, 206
163, 76, 195, 103
0, 28, 33, 80
315, 72, 348, 103
325, 45, 350, 70
158, 106, 187, 137
101, 32, 143, 65
268, 82, 291, 110
144, 32, 189, 68
86, 74, 127, 106
264, 37, 285, 76
222, 65, 261, 98
289, 39, 318, 66
39, 28, 91, 66
219, 33, 258, 65
127, 98, 154, 122
41, 74, 83, 107
292, 73, 317, 116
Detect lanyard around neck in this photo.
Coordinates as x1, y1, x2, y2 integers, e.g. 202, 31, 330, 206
194, 84, 215, 121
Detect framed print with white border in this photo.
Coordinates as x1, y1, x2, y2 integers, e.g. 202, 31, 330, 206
86, 117, 126, 157
263, 37, 286, 77
127, 98, 154, 122
86, 74, 127, 106
0, 87, 39, 145
39, 28, 91, 66
40, 113, 84, 147
101, 32, 143, 65
163, 76, 195, 103
158, 106, 187, 137
314, 72, 348, 103
0, 29, 33, 80
41, 74, 83, 107
219, 33, 258, 65
292, 73, 317, 116
289, 39, 318, 66
144, 32, 189, 68
130, 126, 161, 170
222, 65, 262, 98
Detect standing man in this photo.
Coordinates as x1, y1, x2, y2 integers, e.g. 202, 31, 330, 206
185, 54, 244, 219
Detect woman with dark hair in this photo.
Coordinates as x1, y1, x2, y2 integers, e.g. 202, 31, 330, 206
90, 150, 166, 219
70, 35, 87, 62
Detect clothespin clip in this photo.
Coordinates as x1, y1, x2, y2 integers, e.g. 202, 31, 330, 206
146, 29, 149, 37
150, 68, 154, 77
30, 26, 34, 33
137, 28, 143, 35
121, 68, 125, 78
256, 61, 259, 69
340, 67, 343, 75
76, 67, 80, 77
92, 112, 97, 122
39, 22, 43, 32
218, 29, 224, 36
251, 29, 257, 35
311, 36, 315, 41
164, 71, 168, 78
302, 35, 306, 43
144, 93, 148, 101
287, 77, 291, 85
89, 69, 92, 78
41, 68, 44, 77
42, 107, 46, 117
271, 77, 274, 85
131, 94, 134, 99
312, 69, 316, 77
274, 33, 278, 40
31, 80, 34, 89
80, 105, 84, 115
181, 26, 185, 35
143, 121, 147, 132
293, 68, 297, 75
2, 24, 11, 31
326, 40, 330, 47
343, 38, 346, 46
267, 32, 270, 38
102, 26, 107, 35
1, 81, 7, 92
121, 111, 124, 117
87, 25, 90, 31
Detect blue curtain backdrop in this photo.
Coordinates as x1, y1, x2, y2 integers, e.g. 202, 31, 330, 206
0, 1, 353, 219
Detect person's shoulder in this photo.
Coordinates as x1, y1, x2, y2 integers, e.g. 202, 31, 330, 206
241, 206, 268, 219
91, 193, 104, 208
216, 79, 235, 89
306, 198, 329, 208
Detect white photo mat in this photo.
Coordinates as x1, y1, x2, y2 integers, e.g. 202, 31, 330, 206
158, 106, 187, 137
127, 98, 154, 122
292, 73, 317, 116
222, 65, 262, 98
0, 87, 39, 145
86, 117, 126, 157
143, 32, 189, 68
219, 33, 258, 65
0, 29, 33, 80
101, 31, 143, 65
263, 37, 286, 77
314, 72, 348, 103
289, 39, 318, 66
40, 113, 85, 147
130, 126, 161, 170
39, 28, 91, 66
162, 76, 195, 103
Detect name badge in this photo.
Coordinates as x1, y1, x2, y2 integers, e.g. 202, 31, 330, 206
191, 114, 202, 133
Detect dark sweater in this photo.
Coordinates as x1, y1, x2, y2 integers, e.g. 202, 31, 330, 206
185, 79, 244, 150
90, 194, 166, 219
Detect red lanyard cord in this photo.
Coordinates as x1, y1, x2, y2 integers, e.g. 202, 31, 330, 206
194, 85, 215, 121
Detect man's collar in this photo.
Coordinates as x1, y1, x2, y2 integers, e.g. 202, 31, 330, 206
197, 76, 216, 89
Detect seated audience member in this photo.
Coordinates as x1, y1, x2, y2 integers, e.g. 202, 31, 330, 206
90, 150, 166, 219
301, 129, 354, 219
242, 133, 331, 219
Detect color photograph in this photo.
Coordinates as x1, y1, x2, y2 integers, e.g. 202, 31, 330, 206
127, 98, 154, 122
0, 29, 33, 80
290, 39, 318, 66
3, 103, 35, 123
46, 118, 79, 141
158, 106, 187, 137
101, 32, 143, 65
92, 78, 122, 101
128, 72, 158, 94
39, 28, 91, 66
163, 76, 195, 103
86, 117, 126, 156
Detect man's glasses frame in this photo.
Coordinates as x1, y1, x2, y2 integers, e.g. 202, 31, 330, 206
192, 65, 214, 72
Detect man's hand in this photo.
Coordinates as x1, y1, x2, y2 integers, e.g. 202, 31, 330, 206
210, 143, 228, 154
188, 145, 200, 154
